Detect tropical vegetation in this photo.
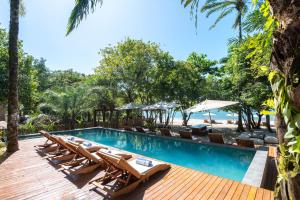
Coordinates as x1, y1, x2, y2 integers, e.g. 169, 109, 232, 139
1, 0, 299, 199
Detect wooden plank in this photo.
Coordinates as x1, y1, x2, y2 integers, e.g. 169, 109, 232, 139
254, 188, 264, 200
246, 187, 258, 200
168, 171, 205, 200
262, 189, 271, 200
208, 179, 229, 200
215, 180, 234, 200
239, 184, 251, 200
231, 183, 245, 200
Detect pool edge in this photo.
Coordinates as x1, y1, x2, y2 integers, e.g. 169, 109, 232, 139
242, 149, 268, 187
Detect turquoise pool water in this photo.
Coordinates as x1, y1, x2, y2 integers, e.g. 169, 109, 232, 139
65, 128, 255, 182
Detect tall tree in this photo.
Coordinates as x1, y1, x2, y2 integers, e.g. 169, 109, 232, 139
7, 0, 20, 152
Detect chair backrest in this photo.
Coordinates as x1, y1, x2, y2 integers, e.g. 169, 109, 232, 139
236, 139, 255, 148
97, 151, 141, 179
136, 127, 145, 133
208, 133, 224, 144
160, 128, 171, 137
56, 137, 78, 154
179, 131, 192, 139
77, 144, 101, 163
39, 130, 57, 143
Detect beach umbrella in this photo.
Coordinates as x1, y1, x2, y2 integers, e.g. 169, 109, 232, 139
186, 99, 239, 129
143, 101, 179, 111
0, 121, 7, 130
115, 103, 145, 110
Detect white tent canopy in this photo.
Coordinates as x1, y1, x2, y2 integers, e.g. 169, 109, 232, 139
115, 103, 145, 111
186, 99, 239, 113
143, 101, 179, 111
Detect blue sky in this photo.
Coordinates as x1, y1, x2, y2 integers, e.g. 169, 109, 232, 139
0, 0, 237, 74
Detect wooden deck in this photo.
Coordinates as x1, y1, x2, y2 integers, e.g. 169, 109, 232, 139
0, 138, 274, 200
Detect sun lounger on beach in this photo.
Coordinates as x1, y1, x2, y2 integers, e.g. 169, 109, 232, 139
90, 151, 170, 198
208, 133, 225, 144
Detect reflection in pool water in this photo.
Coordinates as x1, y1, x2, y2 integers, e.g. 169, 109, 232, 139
66, 128, 255, 182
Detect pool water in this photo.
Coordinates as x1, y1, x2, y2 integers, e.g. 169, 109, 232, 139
65, 128, 255, 182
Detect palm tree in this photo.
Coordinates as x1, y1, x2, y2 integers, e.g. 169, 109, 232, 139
6, 0, 20, 153
200, 0, 248, 40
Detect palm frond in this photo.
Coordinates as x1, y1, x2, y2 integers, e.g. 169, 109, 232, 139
66, 0, 103, 35
210, 7, 235, 29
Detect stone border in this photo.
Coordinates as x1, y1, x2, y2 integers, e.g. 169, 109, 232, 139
242, 150, 268, 187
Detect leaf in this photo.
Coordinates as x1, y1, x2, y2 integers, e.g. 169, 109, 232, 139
284, 124, 296, 139
294, 113, 300, 129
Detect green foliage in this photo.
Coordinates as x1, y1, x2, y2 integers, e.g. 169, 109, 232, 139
67, 0, 103, 35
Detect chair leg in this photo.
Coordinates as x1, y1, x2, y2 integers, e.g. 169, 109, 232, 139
109, 180, 142, 198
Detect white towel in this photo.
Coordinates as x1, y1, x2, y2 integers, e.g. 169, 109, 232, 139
136, 157, 153, 167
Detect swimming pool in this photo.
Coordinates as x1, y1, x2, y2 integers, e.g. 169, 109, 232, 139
62, 128, 255, 182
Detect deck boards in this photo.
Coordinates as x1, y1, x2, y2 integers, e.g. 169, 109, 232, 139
0, 138, 274, 200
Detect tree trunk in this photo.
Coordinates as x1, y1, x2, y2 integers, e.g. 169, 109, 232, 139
0, 103, 5, 121
236, 109, 244, 132
269, 1, 300, 199
265, 114, 272, 132
7, 0, 20, 153
256, 114, 262, 129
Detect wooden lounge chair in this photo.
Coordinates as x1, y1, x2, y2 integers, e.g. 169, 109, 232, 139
160, 128, 173, 137
179, 131, 192, 139
34, 130, 58, 152
208, 133, 225, 144
135, 126, 149, 133
61, 145, 132, 175
227, 120, 233, 124
236, 138, 255, 148
47, 136, 80, 161
191, 127, 208, 136
91, 151, 170, 198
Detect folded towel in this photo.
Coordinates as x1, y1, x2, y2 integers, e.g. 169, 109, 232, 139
67, 136, 75, 141
136, 157, 153, 167
82, 141, 92, 147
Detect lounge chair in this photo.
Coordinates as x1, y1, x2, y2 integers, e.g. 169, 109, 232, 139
179, 131, 192, 139
236, 138, 255, 148
61, 145, 132, 175
227, 120, 233, 124
160, 128, 173, 137
135, 126, 149, 133
34, 130, 59, 152
191, 127, 208, 136
91, 151, 170, 198
208, 133, 225, 144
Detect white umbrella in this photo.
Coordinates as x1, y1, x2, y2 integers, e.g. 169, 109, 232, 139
0, 121, 7, 130
115, 103, 145, 110
186, 99, 239, 129
143, 101, 179, 111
